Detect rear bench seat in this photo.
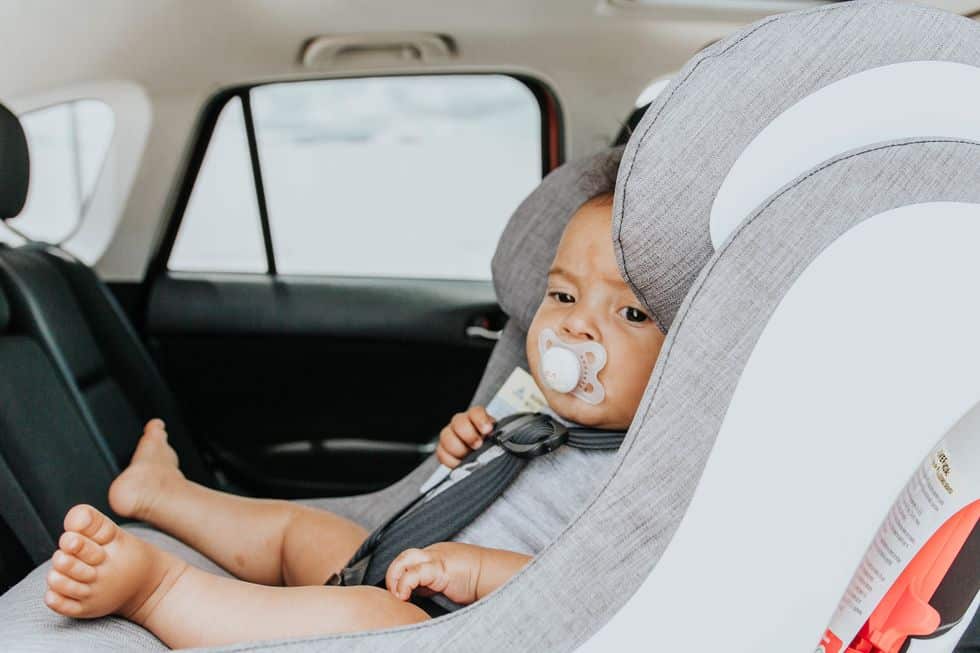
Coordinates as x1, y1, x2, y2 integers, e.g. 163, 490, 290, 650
0, 280, 114, 556
0, 101, 217, 577
0, 245, 213, 483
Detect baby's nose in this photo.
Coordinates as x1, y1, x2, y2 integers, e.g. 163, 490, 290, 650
560, 319, 597, 341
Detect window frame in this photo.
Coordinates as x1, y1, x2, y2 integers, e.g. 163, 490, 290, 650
152, 72, 563, 280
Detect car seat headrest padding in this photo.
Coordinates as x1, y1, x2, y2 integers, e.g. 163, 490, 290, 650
0, 102, 29, 220
492, 147, 623, 333
611, 0, 980, 331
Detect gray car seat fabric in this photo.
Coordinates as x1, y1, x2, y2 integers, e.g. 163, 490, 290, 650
493, 147, 624, 332
4, 1, 980, 651
613, 0, 980, 330
1, 526, 234, 653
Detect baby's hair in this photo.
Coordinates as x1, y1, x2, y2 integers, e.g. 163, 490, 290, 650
581, 191, 614, 209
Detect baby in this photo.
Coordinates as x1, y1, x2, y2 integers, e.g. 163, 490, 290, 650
42, 192, 666, 648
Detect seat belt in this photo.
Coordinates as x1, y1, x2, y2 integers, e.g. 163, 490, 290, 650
326, 412, 626, 588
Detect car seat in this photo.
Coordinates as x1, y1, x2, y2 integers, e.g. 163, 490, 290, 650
0, 99, 215, 493
2, 1, 980, 650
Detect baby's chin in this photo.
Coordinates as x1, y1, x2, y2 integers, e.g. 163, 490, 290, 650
543, 390, 628, 430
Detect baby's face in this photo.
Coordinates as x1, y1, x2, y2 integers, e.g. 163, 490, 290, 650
526, 200, 666, 429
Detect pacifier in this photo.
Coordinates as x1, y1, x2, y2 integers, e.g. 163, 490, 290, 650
537, 328, 607, 404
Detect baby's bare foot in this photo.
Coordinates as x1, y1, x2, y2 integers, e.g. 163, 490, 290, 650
108, 419, 184, 521
44, 505, 187, 622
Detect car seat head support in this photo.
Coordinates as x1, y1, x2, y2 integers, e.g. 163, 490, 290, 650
491, 148, 624, 335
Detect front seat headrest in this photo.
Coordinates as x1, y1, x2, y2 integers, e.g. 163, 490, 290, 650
0, 102, 29, 220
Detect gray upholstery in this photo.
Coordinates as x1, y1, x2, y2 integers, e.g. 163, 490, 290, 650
0, 102, 28, 220
0, 526, 233, 653
4, 1, 980, 651
493, 147, 623, 332
613, 0, 980, 330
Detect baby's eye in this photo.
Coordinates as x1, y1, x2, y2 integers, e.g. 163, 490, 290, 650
549, 291, 575, 304
619, 306, 649, 323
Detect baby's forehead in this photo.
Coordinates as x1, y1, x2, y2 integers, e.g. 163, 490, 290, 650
556, 209, 611, 252
550, 219, 639, 297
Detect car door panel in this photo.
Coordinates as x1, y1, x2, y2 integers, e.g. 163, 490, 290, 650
143, 274, 504, 497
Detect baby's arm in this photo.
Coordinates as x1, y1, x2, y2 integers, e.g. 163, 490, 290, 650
385, 542, 531, 605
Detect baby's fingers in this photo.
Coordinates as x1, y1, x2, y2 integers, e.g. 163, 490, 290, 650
450, 412, 483, 449
435, 446, 461, 469
467, 406, 495, 436
385, 548, 430, 597
437, 426, 467, 465
395, 561, 449, 602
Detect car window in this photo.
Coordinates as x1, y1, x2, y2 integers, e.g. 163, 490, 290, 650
1, 100, 114, 244
169, 97, 269, 273
167, 74, 544, 280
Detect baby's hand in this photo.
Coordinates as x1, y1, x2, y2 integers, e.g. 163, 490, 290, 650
385, 543, 479, 605
436, 406, 495, 468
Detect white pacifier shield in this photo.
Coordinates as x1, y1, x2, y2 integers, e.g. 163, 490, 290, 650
537, 328, 607, 405
541, 347, 580, 393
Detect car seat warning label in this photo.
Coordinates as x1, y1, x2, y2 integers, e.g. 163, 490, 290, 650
816, 402, 980, 653
828, 450, 950, 640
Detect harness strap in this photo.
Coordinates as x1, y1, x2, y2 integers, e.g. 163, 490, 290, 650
326, 412, 625, 588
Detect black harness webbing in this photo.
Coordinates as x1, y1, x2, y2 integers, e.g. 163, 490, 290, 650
326, 412, 626, 588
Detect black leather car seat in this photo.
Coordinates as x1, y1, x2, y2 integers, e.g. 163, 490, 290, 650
0, 244, 213, 485
0, 102, 215, 560
0, 276, 115, 553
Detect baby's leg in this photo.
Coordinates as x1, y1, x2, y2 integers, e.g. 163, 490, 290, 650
45, 505, 428, 649
109, 421, 368, 585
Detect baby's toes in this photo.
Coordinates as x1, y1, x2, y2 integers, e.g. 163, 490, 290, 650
46, 569, 92, 600
59, 531, 106, 567
63, 504, 116, 545
52, 550, 97, 583
44, 589, 83, 617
